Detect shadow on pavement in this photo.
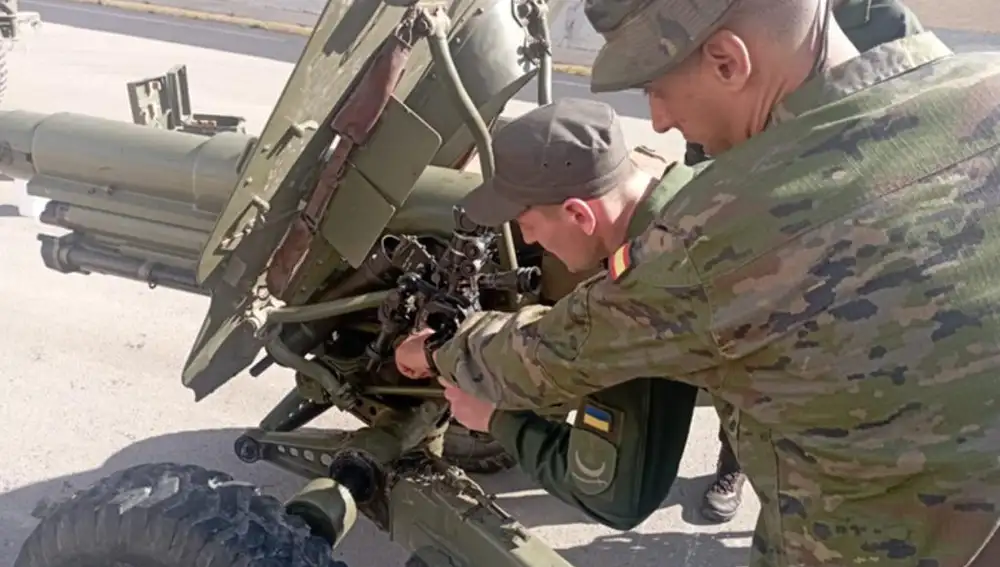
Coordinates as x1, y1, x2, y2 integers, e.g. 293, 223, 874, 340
0, 205, 21, 217
481, 471, 732, 529
561, 530, 752, 567
1, 427, 750, 567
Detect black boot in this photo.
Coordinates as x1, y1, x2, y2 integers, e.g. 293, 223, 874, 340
700, 435, 746, 523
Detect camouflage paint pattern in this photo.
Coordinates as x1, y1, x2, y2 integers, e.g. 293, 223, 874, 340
435, 32, 1000, 566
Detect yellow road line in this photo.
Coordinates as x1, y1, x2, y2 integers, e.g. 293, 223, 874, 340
906, 1, 1000, 36
60, 0, 595, 75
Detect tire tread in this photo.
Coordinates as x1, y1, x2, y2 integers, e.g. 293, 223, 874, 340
15, 462, 346, 567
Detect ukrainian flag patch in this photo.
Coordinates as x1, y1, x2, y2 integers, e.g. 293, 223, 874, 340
581, 404, 612, 433
608, 241, 632, 281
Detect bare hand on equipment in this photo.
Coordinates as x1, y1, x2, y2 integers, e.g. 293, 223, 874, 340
438, 377, 496, 432
394, 327, 436, 379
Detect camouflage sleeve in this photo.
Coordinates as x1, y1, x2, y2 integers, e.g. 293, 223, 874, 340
432, 223, 721, 409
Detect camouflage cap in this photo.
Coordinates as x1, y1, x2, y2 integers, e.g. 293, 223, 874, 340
586, 0, 739, 93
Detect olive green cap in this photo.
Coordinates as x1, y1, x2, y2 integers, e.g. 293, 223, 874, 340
586, 0, 739, 93
459, 98, 635, 227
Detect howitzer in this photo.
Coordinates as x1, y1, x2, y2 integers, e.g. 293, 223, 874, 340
4, 0, 594, 566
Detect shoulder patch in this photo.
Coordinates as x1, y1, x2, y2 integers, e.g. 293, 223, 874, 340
608, 241, 633, 281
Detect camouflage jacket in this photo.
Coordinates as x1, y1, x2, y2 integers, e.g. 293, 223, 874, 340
436, 32, 1000, 567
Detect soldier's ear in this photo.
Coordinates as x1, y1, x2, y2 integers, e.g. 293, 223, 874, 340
562, 198, 598, 236
700, 29, 752, 92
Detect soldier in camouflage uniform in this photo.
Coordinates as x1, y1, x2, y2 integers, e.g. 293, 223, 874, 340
409, 0, 929, 530
403, 96, 708, 531
685, 0, 925, 524
395, 0, 1000, 564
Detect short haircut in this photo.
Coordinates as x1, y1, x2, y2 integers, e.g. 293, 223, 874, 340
722, 0, 825, 44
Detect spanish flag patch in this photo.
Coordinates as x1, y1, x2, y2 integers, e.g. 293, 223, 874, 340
608, 241, 632, 281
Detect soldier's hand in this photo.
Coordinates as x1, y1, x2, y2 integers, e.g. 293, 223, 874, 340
394, 327, 436, 379
439, 377, 496, 432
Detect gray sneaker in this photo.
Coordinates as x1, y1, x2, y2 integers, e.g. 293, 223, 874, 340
700, 453, 746, 523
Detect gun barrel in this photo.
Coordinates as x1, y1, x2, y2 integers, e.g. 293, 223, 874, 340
0, 109, 255, 213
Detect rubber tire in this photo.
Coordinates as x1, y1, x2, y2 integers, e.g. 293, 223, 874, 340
14, 462, 348, 567
442, 423, 516, 474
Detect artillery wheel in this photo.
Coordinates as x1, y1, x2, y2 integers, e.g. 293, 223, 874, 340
15, 462, 348, 567
443, 422, 515, 474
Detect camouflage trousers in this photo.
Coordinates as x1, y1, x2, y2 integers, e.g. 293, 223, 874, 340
718, 421, 739, 470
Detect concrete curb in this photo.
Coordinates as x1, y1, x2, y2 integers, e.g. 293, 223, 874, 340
64, 0, 595, 76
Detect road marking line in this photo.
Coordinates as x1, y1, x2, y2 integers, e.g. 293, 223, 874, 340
51, 0, 597, 75
29, 0, 285, 40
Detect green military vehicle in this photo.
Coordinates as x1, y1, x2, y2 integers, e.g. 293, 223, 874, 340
0, 0, 618, 565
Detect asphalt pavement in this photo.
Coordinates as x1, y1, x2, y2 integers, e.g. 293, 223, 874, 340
19, 0, 649, 119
